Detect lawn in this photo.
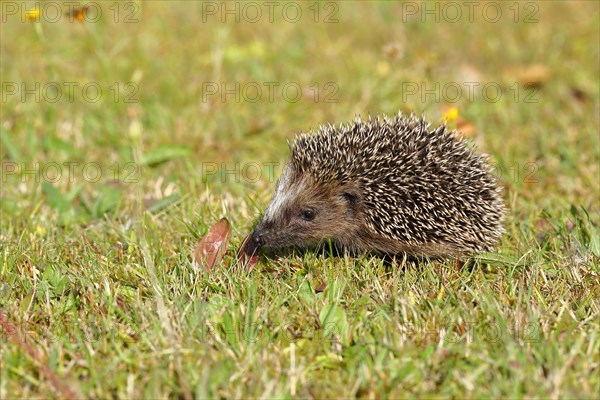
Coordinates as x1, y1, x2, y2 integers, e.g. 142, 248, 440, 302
1, 1, 599, 398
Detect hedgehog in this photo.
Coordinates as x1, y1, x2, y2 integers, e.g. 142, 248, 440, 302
241, 113, 506, 259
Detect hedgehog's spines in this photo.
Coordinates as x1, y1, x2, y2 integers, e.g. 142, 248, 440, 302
285, 112, 506, 254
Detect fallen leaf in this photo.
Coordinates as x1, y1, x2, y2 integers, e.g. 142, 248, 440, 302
192, 218, 231, 271
383, 42, 404, 60
314, 281, 327, 293
456, 119, 477, 138
513, 64, 550, 88
571, 87, 587, 102
65, 5, 89, 22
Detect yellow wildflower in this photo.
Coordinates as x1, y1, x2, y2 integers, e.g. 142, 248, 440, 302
442, 106, 459, 122
25, 7, 41, 22
376, 61, 390, 77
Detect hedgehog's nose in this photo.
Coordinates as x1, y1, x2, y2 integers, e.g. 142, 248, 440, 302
240, 229, 264, 256
251, 231, 264, 246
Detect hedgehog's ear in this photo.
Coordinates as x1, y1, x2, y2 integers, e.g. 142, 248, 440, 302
340, 188, 362, 215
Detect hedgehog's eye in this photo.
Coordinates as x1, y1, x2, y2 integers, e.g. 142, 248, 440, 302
300, 209, 316, 221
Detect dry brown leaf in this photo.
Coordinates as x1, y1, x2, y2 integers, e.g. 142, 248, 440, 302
192, 218, 231, 271
514, 64, 550, 88
571, 87, 588, 102
314, 281, 327, 293
383, 42, 404, 60
456, 119, 478, 138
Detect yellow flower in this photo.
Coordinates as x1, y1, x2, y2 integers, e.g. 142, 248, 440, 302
437, 285, 445, 300
376, 61, 390, 77
25, 7, 41, 22
442, 106, 459, 122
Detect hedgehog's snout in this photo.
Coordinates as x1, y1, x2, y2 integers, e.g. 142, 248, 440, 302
242, 224, 267, 255
241, 227, 265, 256
250, 230, 264, 247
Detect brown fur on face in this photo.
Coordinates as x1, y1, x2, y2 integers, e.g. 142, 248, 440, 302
249, 169, 365, 252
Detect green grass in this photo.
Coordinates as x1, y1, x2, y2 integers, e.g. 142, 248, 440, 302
1, 1, 599, 398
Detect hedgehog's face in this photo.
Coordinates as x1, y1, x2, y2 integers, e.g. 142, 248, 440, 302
243, 165, 362, 255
